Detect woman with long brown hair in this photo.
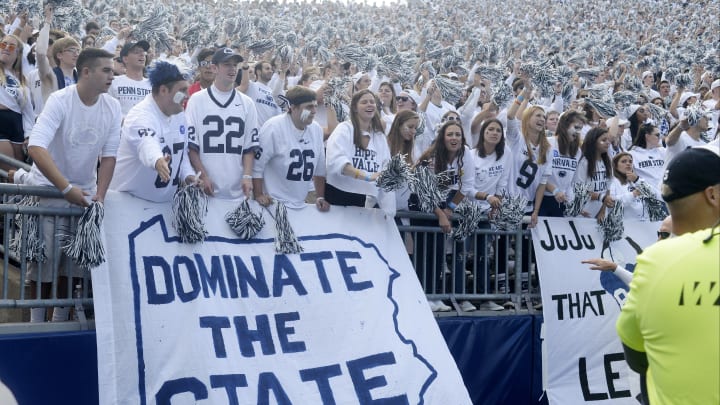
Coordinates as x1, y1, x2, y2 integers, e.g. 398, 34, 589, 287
325, 89, 391, 210
410, 120, 475, 311
541, 110, 586, 217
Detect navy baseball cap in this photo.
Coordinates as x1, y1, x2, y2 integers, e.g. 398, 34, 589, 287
212, 48, 243, 65
120, 40, 150, 58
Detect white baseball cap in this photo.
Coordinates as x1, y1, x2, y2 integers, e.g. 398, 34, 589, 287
711, 79, 720, 91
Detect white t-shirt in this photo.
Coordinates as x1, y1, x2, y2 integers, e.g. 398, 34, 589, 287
609, 177, 659, 221
469, 146, 513, 212
185, 86, 260, 199
423, 100, 456, 136
702, 98, 719, 137
326, 121, 390, 198
412, 110, 435, 159
110, 94, 193, 202
0, 68, 34, 135
546, 136, 581, 199
245, 81, 282, 127
28, 85, 121, 192
663, 131, 705, 186
629, 146, 666, 190
253, 113, 326, 208
443, 145, 475, 196
109, 75, 152, 117
573, 158, 609, 217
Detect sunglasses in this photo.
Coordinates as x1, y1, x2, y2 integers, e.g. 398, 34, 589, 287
63, 48, 81, 55
199, 60, 212, 67
657, 231, 670, 240
396, 96, 409, 102
0, 42, 17, 52
443, 116, 461, 123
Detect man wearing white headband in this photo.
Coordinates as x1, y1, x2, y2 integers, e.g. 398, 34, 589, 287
252, 85, 329, 211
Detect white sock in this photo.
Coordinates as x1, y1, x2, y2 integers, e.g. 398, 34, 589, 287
30, 308, 46, 323
51, 307, 70, 322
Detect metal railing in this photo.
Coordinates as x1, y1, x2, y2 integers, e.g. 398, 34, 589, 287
396, 210, 540, 314
0, 154, 541, 333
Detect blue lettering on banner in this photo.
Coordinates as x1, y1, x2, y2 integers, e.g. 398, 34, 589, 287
154, 352, 410, 405
143, 250, 377, 304
127, 216, 437, 405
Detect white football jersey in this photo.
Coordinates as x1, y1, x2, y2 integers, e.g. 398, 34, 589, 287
185, 86, 260, 199
253, 113, 326, 208
110, 94, 194, 202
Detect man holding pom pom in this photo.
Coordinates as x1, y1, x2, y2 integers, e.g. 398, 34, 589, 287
26, 48, 121, 321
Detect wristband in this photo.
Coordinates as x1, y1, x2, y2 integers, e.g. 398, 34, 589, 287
447, 201, 457, 210
61, 184, 73, 195
242, 174, 252, 179
365, 174, 372, 182
552, 188, 559, 196
316, 197, 325, 202
354, 169, 361, 179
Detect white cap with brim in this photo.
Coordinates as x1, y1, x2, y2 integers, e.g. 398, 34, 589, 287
679, 92, 699, 106
404, 89, 422, 106
627, 104, 641, 117
607, 117, 630, 127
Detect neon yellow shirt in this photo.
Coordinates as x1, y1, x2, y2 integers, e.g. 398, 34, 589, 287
617, 228, 720, 405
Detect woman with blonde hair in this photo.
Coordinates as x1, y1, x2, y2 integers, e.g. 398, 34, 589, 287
502, 84, 553, 298
0, 34, 34, 170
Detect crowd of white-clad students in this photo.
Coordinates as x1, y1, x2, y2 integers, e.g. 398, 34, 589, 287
0, 0, 718, 316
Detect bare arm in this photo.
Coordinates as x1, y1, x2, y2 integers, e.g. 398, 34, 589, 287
313, 176, 330, 211
237, 64, 251, 94
188, 148, 213, 196
665, 118, 688, 147
529, 182, 546, 228
668, 87, 683, 119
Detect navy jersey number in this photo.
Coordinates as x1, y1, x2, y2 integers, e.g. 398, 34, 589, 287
154, 143, 185, 188
202, 115, 245, 154
286, 149, 315, 181
515, 160, 538, 189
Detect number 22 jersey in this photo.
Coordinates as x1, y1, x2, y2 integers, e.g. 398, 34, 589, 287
185, 86, 259, 199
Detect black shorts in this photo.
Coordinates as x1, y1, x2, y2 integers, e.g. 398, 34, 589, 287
325, 183, 366, 207
0, 109, 25, 143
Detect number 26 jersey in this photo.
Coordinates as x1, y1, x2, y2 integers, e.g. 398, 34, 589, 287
252, 113, 326, 208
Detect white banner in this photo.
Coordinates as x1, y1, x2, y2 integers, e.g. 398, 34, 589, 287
93, 191, 470, 405
532, 217, 659, 405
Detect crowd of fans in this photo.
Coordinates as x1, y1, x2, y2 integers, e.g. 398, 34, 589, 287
0, 0, 718, 317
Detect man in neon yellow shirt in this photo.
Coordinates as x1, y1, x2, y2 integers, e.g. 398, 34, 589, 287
617, 145, 720, 405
